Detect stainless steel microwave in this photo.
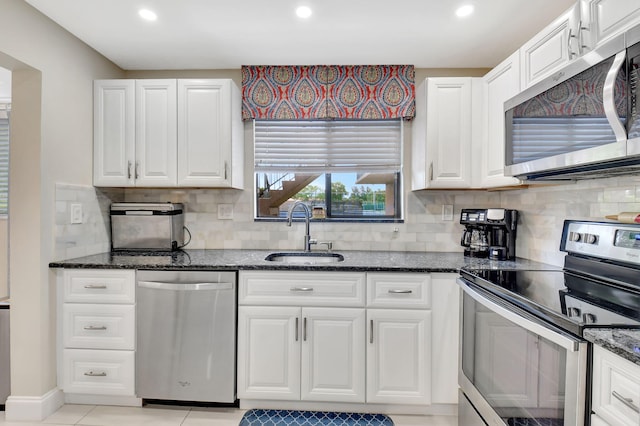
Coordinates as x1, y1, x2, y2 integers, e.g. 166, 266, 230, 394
504, 24, 640, 181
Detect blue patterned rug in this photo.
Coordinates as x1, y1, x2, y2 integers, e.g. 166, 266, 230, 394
239, 409, 394, 426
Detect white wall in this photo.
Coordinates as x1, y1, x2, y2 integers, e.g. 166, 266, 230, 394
0, 0, 123, 419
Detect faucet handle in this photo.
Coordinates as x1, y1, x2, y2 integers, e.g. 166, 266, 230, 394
316, 241, 333, 252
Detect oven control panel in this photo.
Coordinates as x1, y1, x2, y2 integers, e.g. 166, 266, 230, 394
562, 221, 640, 266
564, 294, 640, 326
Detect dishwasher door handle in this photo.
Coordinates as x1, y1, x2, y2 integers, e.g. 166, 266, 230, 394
137, 281, 233, 291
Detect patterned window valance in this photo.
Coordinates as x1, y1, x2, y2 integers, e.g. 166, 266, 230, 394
242, 65, 415, 120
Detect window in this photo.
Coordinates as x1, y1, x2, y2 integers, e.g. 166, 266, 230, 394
254, 119, 402, 220
0, 113, 8, 216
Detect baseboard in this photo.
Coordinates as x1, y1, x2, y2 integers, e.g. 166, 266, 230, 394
239, 399, 457, 416
64, 393, 142, 406
5, 387, 64, 421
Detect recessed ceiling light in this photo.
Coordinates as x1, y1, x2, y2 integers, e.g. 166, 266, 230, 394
455, 4, 474, 18
138, 9, 158, 21
296, 6, 312, 19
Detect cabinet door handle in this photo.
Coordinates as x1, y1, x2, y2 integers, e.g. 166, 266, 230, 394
568, 28, 575, 60
290, 287, 314, 292
612, 390, 640, 413
428, 162, 433, 181
84, 371, 107, 377
370, 319, 374, 344
127, 161, 132, 179
388, 289, 413, 294
577, 20, 587, 54
295, 317, 299, 342
224, 161, 228, 180
83, 325, 107, 331
84, 285, 107, 289
303, 317, 307, 341
135, 161, 140, 179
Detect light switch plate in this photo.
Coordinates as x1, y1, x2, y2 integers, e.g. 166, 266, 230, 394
218, 204, 234, 220
442, 204, 454, 221
70, 203, 83, 224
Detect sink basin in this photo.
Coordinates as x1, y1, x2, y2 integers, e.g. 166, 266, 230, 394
265, 252, 344, 264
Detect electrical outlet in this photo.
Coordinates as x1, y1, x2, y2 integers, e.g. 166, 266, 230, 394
442, 204, 454, 221
70, 203, 83, 224
218, 204, 234, 220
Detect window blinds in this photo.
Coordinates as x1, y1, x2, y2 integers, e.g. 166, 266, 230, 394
0, 118, 8, 215
254, 120, 402, 173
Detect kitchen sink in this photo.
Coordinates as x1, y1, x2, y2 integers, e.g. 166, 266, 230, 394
265, 252, 344, 264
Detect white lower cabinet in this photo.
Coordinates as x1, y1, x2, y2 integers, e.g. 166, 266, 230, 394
58, 269, 137, 401
301, 308, 365, 402
237, 271, 459, 411
366, 309, 431, 404
590, 413, 611, 426
62, 349, 135, 395
237, 305, 365, 403
237, 271, 367, 403
237, 306, 302, 400
592, 345, 640, 426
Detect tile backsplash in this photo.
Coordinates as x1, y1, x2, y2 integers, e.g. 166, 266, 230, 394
55, 174, 640, 267
54, 183, 123, 261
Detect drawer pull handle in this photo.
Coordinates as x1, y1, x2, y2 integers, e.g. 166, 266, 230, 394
84, 371, 107, 377
388, 289, 413, 294
84, 285, 107, 289
612, 390, 640, 413
290, 287, 314, 292
84, 326, 107, 331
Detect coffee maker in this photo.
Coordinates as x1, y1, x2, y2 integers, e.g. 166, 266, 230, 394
460, 208, 518, 260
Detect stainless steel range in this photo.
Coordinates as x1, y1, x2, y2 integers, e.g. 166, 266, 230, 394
458, 220, 640, 426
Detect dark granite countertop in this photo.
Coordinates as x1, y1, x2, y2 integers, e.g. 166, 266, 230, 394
584, 329, 640, 366
49, 249, 560, 273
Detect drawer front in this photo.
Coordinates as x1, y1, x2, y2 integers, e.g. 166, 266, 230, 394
63, 269, 135, 304
366, 273, 431, 308
592, 346, 640, 426
62, 349, 135, 396
239, 271, 365, 307
63, 304, 135, 350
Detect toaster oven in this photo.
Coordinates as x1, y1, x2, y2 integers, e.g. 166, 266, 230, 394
110, 203, 184, 251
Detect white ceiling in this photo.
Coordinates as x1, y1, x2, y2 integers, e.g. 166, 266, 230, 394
24, 0, 575, 70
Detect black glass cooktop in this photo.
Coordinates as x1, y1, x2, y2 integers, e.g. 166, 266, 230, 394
460, 268, 640, 337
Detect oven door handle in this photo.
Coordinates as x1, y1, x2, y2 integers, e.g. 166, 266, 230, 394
457, 278, 582, 352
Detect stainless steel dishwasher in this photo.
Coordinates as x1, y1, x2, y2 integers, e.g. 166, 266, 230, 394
136, 270, 236, 403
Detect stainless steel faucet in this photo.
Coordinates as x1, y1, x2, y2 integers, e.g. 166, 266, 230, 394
286, 201, 316, 252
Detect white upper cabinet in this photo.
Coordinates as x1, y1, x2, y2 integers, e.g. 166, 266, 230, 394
412, 77, 480, 190
94, 78, 243, 188
520, 5, 583, 89
93, 80, 135, 187
588, 0, 640, 47
177, 79, 243, 188
135, 79, 178, 187
480, 51, 522, 188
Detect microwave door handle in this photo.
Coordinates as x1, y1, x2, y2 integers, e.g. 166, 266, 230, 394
457, 278, 582, 352
603, 50, 627, 143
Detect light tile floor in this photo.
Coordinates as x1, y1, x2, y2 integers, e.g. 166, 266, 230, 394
0, 405, 458, 426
